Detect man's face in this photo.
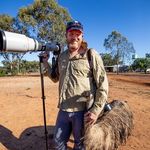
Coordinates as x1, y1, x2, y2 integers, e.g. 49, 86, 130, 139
66, 30, 83, 53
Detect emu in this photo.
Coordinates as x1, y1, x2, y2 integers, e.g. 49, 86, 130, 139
84, 100, 134, 150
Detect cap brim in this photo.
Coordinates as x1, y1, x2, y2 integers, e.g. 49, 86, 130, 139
67, 27, 83, 32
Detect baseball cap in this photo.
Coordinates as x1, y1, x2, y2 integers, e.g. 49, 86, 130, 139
66, 20, 83, 33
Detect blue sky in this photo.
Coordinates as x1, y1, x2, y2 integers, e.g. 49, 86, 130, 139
0, 0, 150, 61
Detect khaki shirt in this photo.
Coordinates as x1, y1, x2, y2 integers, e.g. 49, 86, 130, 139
47, 49, 108, 116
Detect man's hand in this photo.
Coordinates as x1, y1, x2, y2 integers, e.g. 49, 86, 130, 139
84, 111, 98, 125
39, 52, 50, 68
40, 52, 49, 62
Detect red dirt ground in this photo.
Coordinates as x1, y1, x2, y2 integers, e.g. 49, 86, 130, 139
0, 73, 150, 150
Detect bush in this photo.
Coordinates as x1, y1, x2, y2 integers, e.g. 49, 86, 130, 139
0, 68, 7, 77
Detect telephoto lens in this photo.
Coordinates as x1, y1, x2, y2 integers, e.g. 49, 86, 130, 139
0, 30, 61, 53
0, 30, 5, 51
0, 30, 39, 52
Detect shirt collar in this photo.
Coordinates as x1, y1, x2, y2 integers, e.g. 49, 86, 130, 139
68, 49, 88, 60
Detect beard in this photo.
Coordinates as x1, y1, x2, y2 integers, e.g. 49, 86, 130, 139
68, 40, 81, 52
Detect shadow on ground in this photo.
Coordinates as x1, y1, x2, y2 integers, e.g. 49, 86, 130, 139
0, 125, 72, 150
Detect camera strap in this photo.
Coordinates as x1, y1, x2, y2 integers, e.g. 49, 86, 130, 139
51, 54, 59, 79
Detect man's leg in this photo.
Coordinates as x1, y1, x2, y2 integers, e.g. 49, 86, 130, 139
72, 111, 85, 150
53, 110, 72, 150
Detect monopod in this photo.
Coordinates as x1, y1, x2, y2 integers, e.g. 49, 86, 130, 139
0, 30, 61, 150
39, 55, 49, 150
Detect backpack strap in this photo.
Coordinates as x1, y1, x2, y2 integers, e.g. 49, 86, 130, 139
87, 48, 93, 73
87, 48, 92, 62
87, 48, 112, 112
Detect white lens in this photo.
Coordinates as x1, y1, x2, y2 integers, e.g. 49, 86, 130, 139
4, 31, 39, 52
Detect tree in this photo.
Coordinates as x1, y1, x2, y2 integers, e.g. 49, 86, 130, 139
2, 59, 40, 75
146, 53, 150, 58
0, 14, 14, 31
0, 0, 72, 74
104, 31, 135, 74
17, 0, 72, 48
0, 14, 14, 59
132, 58, 150, 74
101, 53, 115, 66
19, 60, 39, 74
1, 53, 25, 75
0, 14, 25, 68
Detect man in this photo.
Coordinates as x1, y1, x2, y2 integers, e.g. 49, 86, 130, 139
43, 20, 108, 150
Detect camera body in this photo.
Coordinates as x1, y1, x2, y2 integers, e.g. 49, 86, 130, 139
0, 30, 60, 53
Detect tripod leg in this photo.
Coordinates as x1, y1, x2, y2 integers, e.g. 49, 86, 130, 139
39, 56, 48, 150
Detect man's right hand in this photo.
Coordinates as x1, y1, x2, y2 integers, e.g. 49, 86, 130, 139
40, 52, 50, 62
39, 52, 50, 68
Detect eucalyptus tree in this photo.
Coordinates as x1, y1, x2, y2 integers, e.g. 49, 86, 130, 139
17, 0, 72, 48
101, 53, 115, 66
132, 58, 150, 74
0, 14, 14, 59
104, 31, 135, 74
0, 14, 14, 31
0, 0, 72, 74
0, 14, 26, 74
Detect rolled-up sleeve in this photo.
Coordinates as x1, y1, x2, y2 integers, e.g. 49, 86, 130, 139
89, 50, 108, 116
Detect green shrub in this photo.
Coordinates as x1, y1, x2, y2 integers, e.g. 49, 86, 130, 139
0, 69, 7, 77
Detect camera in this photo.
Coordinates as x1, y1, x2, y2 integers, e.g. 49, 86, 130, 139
0, 30, 60, 53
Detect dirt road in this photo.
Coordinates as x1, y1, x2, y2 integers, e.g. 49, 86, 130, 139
0, 73, 150, 150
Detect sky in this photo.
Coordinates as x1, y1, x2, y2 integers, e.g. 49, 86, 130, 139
0, 0, 150, 62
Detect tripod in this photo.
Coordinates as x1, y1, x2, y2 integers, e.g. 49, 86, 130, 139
39, 55, 48, 150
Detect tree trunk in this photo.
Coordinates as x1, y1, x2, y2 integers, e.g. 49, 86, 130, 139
117, 63, 119, 75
